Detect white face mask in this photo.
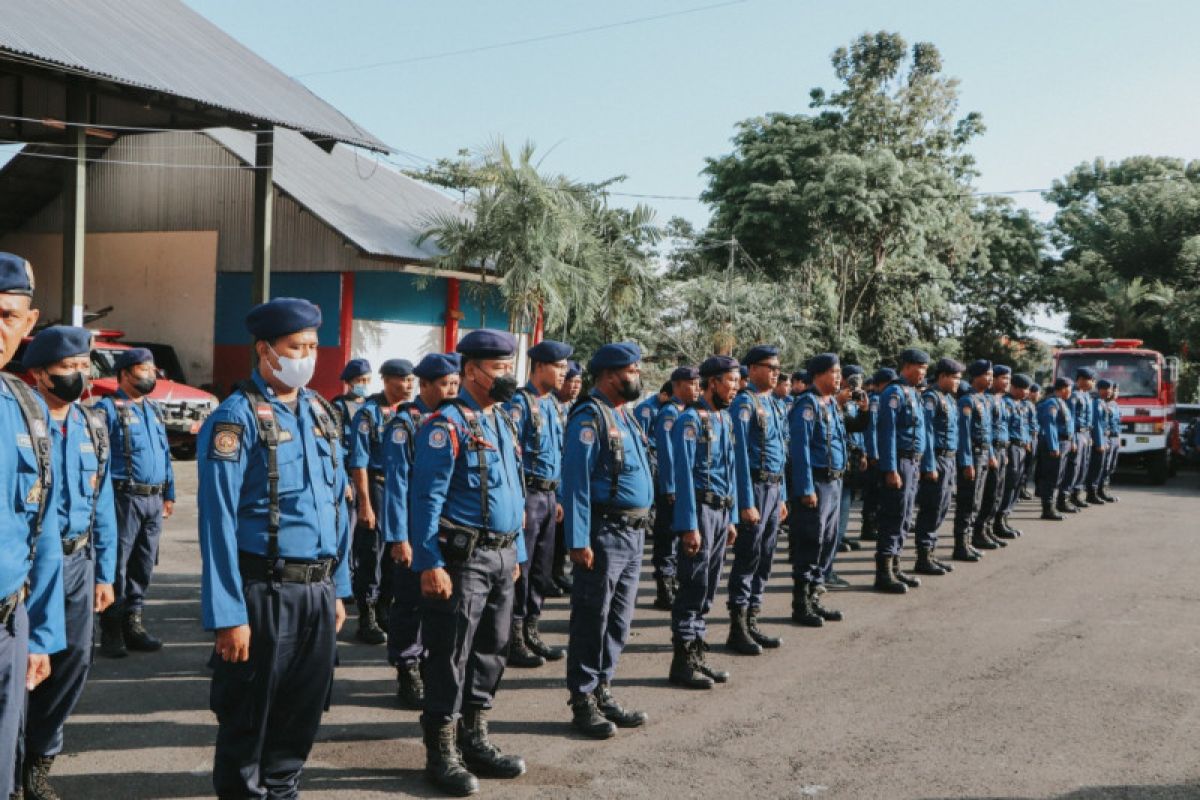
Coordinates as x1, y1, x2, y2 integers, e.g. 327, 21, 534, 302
269, 346, 316, 390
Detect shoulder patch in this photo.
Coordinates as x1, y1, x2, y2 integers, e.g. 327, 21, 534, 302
869, 399, 879, 411
682, 423, 698, 441
663, 418, 674, 432
428, 426, 450, 449
1050, 406, 1058, 417
802, 406, 815, 421
358, 419, 371, 434
210, 422, 244, 461
510, 407, 522, 422
392, 426, 408, 445
888, 396, 900, 409
739, 407, 752, 422
924, 397, 936, 411
640, 406, 651, 419
579, 426, 596, 445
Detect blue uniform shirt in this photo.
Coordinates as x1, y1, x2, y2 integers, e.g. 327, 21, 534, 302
347, 394, 395, 472
1002, 395, 1029, 445
788, 392, 847, 498
1091, 396, 1112, 447
54, 405, 117, 585
864, 392, 880, 461
95, 391, 175, 501
380, 397, 434, 545
1025, 399, 1040, 437
1108, 399, 1121, 437
989, 393, 1011, 446
0, 381, 65, 655
634, 395, 663, 438
196, 372, 352, 630
332, 394, 367, 455
844, 401, 865, 452
408, 394, 527, 572
1037, 396, 1075, 453
922, 388, 959, 454
730, 385, 787, 512
875, 380, 936, 474
561, 391, 654, 549
672, 398, 738, 532
506, 383, 564, 481
652, 399, 686, 496
1070, 389, 1094, 430
957, 390, 994, 468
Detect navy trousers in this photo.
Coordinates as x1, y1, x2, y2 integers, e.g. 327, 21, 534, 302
210, 578, 338, 799
351, 477, 392, 607
25, 548, 94, 758
876, 458, 920, 557
0, 603, 28, 799
1085, 439, 1109, 491
976, 445, 1008, 534
1071, 433, 1093, 492
914, 453, 957, 549
385, 558, 424, 668
420, 544, 516, 726
566, 520, 644, 695
1037, 449, 1068, 500
650, 493, 678, 580
672, 502, 729, 643
954, 459, 990, 536
514, 488, 557, 621
727, 481, 782, 609
789, 479, 842, 585
110, 491, 163, 616
999, 445, 1027, 516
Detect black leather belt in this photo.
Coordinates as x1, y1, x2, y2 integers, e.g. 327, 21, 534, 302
594, 506, 650, 529
476, 531, 520, 550
0, 590, 20, 626
63, 534, 90, 556
936, 448, 954, 457
898, 451, 920, 462
752, 470, 784, 485
812, 467, 845, 482
697, 491, 734, 510
238, 553, 336, 584
369, 470, 386, 484
992, 440, 1008, 447
524, 475, 560, 492
114, 480, 165, 496
850, 448, 865, 459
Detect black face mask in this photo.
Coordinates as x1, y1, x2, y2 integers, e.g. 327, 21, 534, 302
617, 377, 642, 402
711, 391, 732, 411
47, 371, 85, 403
487, 373, 518, 404
132, 376, 157, 395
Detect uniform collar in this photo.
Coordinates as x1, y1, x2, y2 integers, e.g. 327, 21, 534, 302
251, 371, 310, 407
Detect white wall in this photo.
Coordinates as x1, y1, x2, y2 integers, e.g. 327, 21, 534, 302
351, 319, 441, 393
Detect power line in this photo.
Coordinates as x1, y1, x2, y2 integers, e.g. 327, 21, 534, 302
292, 0, 751, 79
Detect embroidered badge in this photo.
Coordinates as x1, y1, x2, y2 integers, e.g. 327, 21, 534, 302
962, 406, 972, 416
889, 396, 900, 409
802, 406, 815, 421
510, 407, 522, 422
358, 419, 371, 434
740, 408, 751, 422
640, 407, 651, 419
924, 398, 936, 412
663, 419, 674, 432
211, 422, 243, 461
392, 427, 408, 444
1050, 407, 1058, 417
580, 426, 596, 445
429, 427, 450, 449
683, 424, 697, 441
16, 433, 31, 449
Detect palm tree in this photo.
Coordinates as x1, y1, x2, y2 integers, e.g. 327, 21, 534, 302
1073, 276, 1174, 338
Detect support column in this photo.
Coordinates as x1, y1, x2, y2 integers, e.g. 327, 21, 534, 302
61, 88, 87, 326
251, 128, 274, 306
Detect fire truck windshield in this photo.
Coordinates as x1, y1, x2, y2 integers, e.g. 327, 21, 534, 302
1057, 352, 1159, 398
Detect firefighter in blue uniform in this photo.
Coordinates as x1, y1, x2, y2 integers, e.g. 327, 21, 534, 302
1038, 377, 1076, 519
669, 355, 740, 688
348, 358, 415, 644
562, 342, 653, 739
873, 349, 936, 594
727, 345, 788, 655
331, 357, 371, 448
913, 357, 964, 576
0, 254, 65, 800
1022, 383, 1042, 500
1100, 382, 1122, 501
772, 371, 793, 414
834, 364, 868, 569
1065, 367, 1097, 510
1086, 379, 1116, 504
380, 352, 460, 710
21, 327, 118, 798
551, 360, 584, 596
634, 381, 670, 438
94, 347, 175, 658
409, 329, 527, 796
859, 368, 894, 544
787, 353, 849, 626
506, 339, 572, 669
954, 360, 996, 558
996, 373, 1033, 537
975, 364, 1013, 546
650, 366, 700, 611
197, 297, 351, 799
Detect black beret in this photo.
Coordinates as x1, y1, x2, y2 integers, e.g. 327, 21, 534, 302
933, 357, 965, 376
1096, 378, 1113, 390
791, 370, 809, 384
872, 367, 898, 385
670, 366, 699, 382
340, 358, 371, 381
0, 252, 34, 296
527, 339, 573, 363
245, 297, 323, 340
699, 355, 739, 378
565, 360, 582, 379
1011, 373, 1032, 389
741, 345, 780, 366
806, 352, 839, 376
23, 326, 92, 369
457, 329, 517, 359
843, 364, 864, 378
898, 348, 930, 365
380, 358, 414, 377
966, 359, 993, 378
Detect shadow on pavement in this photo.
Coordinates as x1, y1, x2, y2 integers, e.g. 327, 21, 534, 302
942, 781, 1200, 800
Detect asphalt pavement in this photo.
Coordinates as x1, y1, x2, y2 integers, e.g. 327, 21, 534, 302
49, 464, 1200, 799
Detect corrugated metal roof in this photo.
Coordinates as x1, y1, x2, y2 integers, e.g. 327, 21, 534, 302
206, 128, 464, 262
0, 0, 388, 152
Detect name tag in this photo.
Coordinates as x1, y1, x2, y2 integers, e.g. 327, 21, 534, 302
17, 433, 31, 449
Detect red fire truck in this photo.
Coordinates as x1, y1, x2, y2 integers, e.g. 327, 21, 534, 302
1054, 339, 1180, 484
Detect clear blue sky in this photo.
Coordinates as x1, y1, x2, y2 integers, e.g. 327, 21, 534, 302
183, 0, 1200, 229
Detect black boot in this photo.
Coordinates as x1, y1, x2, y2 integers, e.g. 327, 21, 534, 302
873, 554, 907, 594
1041, 501, 1063, 521
993, 517, 1018, 540
22, 755, 58, 800
983, 520, 1008, 548
809, 585, 843, 622
507, 620, 545, 668
1057, 492, 1079, 514
594, 683, 647, 728
892, 555, 921, 588
1000, 513, 1023, 537
1098, 486, 1118, 503
122, 611, 162, 652
972, 523, 1000, 550
746, 606, 781, 648
859, 514, 878, 541
726, 607, 763, 655
837, 541, 852, 553
524, 616, 564, 661
1086, 488, 1103, 505
914, 547, 947, 576
396, 663, 425, 710
653, 575, 675, 611
355, 601, 387, 645
790, 581, 824, 626
669, 639, 714, 689
569, 692, 617, 739
952, 531, 981, 562
694, 639, 729, 684
458, 707, 526, 779
555, 571, 574, 593
1070, 490, 1090, 509
99, 612, 127, 658
423, 719, 479, 797
1019, 487, 1033, 501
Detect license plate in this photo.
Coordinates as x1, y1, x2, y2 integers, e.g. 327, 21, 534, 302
1136, 436, 1150, 443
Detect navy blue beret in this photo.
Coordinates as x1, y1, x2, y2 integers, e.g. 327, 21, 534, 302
588, 342, 641, 373
1027, 382, 1041, 394
0, 252, 33, 296
457, 329, 517, 359
114, 347, 154, 372
1075, 366, 1097, 380
1011, 373, 1032, 389
1054, 377, 1074, 391
873, 367, 898, 386
670, 366, 699, 382
23, 326, 92, 369
340, 358, 371, 382
380, 358, 414, 377
806, 352, 839, 376
967, 359, 993, 378
933, 357, 965, 376
1096, 378, 1113, 390
527, 339, 573, 363
565, 360, 582, 379
739, 365, 749, 379
414, 353, 460, 380
742, 345, 780, 366
699, 355, 739, 378
791, 371, 809, 384
993, 364, 1012, 377
899, 348, 931, 365
843, 364, 864, 378
245, 297, 322, 341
